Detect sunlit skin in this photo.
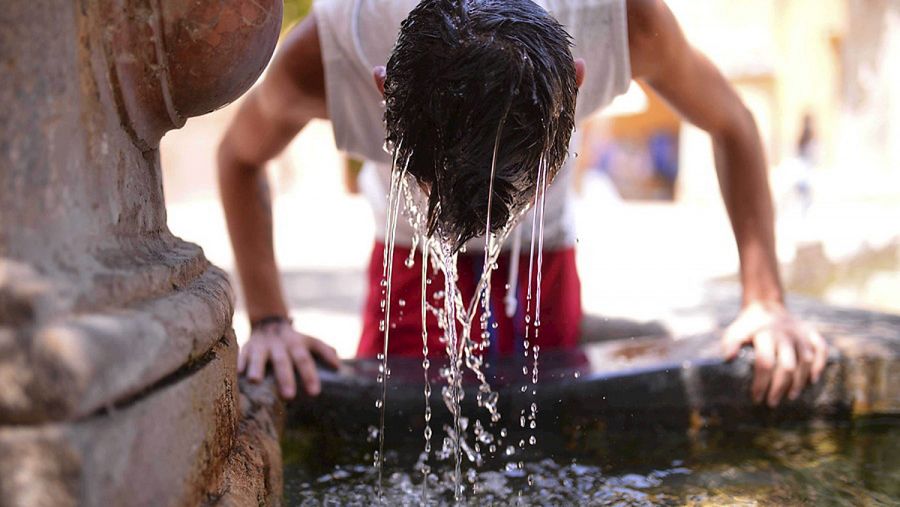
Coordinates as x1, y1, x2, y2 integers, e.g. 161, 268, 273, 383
219, 0, 827, 405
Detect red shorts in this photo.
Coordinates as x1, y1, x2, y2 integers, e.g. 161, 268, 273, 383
357, 242, 582, 359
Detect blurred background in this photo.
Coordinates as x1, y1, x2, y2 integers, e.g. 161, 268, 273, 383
160, 0, 900, 358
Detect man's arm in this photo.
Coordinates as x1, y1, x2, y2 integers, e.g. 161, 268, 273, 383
218, 14, 339, 399
625, 0, 827, 406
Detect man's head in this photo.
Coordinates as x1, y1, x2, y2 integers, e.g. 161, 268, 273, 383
379, 0, 579, 249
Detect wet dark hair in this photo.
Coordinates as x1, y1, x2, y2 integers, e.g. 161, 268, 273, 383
384, 0, 577, 249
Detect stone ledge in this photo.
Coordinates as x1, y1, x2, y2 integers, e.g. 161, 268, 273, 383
286, 301, 899, 447
0, 334, 237, 507
0, 264, 233, 423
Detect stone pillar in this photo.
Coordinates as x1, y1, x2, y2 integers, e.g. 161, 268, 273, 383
0, 1, 282, 505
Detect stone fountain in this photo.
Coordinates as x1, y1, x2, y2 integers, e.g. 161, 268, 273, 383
0, 1, 284, 505
3, 1, 899, 505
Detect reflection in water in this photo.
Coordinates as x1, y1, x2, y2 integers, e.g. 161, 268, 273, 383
284, 418, 899, 505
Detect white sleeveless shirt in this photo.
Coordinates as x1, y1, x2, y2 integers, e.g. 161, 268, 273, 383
315, 0, 631, 250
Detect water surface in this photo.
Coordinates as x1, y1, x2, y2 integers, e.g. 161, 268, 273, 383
284, 417, 899, 505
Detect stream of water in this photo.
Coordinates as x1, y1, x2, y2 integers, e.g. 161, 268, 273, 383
371, 117, 552, 501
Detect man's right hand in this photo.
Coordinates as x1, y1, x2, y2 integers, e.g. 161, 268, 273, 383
238, 320, 341, 399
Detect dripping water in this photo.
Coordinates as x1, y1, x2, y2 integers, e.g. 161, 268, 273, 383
376, 113, 552, 502
375, 151, 407, 497
419, 240, 432, 504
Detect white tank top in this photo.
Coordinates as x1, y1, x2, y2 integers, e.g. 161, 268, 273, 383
315, 0, 631, 249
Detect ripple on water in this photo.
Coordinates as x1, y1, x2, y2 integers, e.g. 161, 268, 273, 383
284, 419, 900, 506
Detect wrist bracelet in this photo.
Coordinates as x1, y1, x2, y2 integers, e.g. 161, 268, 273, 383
250, 315, 292, 331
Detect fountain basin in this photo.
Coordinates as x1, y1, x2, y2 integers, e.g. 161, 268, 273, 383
282, 299, 899, 504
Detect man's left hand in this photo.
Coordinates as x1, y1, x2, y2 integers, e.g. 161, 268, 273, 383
722, 301, 828, 407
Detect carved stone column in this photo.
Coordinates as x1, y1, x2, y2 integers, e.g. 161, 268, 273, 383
0, 1, 282, 505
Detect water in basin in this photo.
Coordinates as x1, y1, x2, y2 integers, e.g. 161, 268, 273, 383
283, 416, 899, 505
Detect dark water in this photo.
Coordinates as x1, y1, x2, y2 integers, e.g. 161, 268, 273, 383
283, 417, 900, 506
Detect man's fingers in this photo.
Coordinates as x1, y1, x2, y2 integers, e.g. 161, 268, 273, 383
723, 311, 765, 360
767, 336, 797, 407
751, 330, 775, 404
721, 326, 746, 360
309, 337, 341, 370
246, 344, 268, 383
809, 327, 828, 383
789, 337, 813, 401
291, 346, 321, 396
270, 343, 297, 399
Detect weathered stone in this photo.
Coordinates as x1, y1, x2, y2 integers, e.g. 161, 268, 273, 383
286, 300, 899, 454
1, 0, 283, 504
0, 336, 237, 507
205, 379, 284, 507
0, 428, 81, 507
0, 0, 280, 425
0, 262, 233, 423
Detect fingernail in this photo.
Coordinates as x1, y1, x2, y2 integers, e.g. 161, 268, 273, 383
788, 390, 799, 401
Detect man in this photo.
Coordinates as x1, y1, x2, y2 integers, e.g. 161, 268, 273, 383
217, 0, 828, 407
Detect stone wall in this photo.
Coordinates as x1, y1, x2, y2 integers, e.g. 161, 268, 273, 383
0, 1, 283, 505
